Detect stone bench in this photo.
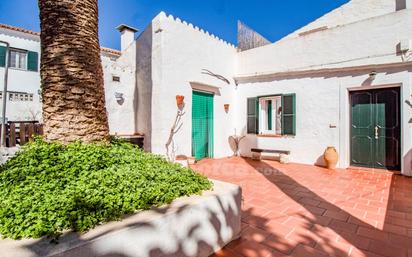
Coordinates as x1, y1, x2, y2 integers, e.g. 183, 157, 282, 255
251, 148, 291, 163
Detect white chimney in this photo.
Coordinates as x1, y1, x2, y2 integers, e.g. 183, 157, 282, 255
116, 24, 138, 52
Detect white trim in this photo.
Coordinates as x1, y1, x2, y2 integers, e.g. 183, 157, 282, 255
234, 62, 412, 84
190, 81, 221, 95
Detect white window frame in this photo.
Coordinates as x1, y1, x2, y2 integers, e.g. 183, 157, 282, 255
9, 48, 28, 70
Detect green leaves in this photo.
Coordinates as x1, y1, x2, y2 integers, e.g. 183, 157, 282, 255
0, 138, 212, 239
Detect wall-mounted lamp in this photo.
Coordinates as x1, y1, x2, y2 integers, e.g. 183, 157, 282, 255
224, 104, 230, 113
176, 95, 185, 108
369, 71, 377, 80
115, 92, 125, 105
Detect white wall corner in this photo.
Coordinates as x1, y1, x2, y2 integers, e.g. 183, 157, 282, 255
407, 0, 412, 9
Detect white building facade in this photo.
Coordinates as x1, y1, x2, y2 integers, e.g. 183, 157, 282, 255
1, 0, 411, 175
131, 0, 412, 175
0, 24, 131, 129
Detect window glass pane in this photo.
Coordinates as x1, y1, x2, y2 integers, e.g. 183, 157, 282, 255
9, 51, 17, 68
9, 50, 27, 69
19, 52, 27, 69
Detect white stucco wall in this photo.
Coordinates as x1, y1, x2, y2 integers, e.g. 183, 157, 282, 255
103, 45, 137, 135
284, 0, 407, 40
144, 12, 238, 159
0, 26, 138, 133
0, 29, 42, 121
135, 23, 155, 151
233, 4, 412, 175
237, 9, 412, 75
235, 69, 412, 175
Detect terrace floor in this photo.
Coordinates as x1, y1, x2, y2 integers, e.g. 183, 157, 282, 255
191, 157, 412, 257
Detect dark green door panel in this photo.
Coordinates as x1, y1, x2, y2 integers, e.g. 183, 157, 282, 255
374, 89, 400, 170
350, 92, 374, 168
350, 88, 400, 170
192, 91, 214, 160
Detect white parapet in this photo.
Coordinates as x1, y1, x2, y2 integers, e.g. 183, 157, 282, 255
0, 179, 242, 257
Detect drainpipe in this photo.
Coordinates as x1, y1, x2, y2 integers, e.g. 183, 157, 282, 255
0, 41, 9, 147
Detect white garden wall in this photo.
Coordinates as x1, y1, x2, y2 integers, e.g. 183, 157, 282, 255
0, 180, 242, 257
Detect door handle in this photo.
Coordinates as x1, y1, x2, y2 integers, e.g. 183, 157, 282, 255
375, 126, 379, 139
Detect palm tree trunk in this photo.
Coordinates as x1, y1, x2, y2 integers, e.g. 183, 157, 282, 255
39, 0, 109, 143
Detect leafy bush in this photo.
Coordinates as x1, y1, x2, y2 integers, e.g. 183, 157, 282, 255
0, 138, 211, 239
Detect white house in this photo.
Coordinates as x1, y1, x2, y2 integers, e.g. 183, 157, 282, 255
1, 0, 411, 176
0, 23, 131, 126
128, 0, 412, 175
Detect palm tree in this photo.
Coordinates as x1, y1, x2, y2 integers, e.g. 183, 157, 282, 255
38, 0, 109, 143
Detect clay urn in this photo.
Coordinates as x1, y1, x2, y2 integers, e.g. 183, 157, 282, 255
324, 146, 338, 169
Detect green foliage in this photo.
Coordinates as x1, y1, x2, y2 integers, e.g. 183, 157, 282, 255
0, 138, 211, 239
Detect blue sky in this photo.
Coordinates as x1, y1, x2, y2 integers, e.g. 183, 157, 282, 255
0, 0, 349, 50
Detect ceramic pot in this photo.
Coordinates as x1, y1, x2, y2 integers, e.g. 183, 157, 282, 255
324, 146, 338, 169
224, 104, 230, 112
176, 95, 184, 106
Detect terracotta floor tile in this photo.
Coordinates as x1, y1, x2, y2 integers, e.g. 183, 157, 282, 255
191, 157, 412, 257
232, 240, 276, 257
291, 244, 328, 257
212, 248, 244, 257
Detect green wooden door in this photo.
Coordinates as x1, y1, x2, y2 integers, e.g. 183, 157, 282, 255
350, 88, 400, 170
192, 91, 214, 160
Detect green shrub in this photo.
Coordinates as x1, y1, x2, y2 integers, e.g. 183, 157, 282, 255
0, 138, 212, 239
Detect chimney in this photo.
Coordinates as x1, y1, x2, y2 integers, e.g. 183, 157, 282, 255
116, 24, 138, 52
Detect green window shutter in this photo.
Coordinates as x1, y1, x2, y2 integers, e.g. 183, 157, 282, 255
247, 97, 259, 134
27, 51, 38, 71
281, 94, 296, 135
0, 46, 6, 67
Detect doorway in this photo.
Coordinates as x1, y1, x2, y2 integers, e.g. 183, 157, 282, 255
192, 91, 214, 160
350, 87, 401, 170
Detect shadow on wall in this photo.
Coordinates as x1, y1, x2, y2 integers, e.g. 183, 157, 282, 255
236, 127, 257, 158
165, 106, 185, 162
19, 191, 241, 257
135, 24, 153, 152
239, 66, 410, 85
314, 154, 327, 167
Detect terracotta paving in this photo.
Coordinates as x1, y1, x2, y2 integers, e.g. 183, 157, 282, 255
191, 157, 412, 257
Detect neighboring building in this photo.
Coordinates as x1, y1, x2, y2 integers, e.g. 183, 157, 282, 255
0, 24, 41, 122
0, 23, 128, 127
1, 0, 411, 176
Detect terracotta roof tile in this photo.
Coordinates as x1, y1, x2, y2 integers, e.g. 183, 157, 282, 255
101, 47, 121, 56
0, 23, 40, 36
0, 23, 121, 56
